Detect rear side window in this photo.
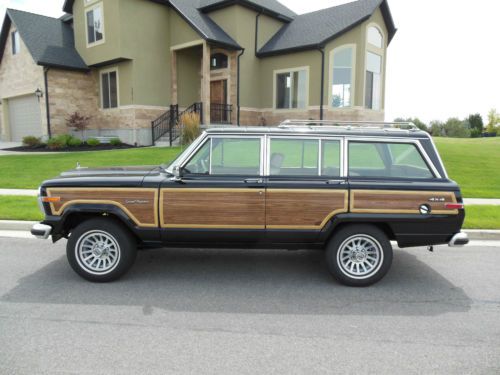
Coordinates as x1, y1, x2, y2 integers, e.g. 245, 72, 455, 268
349, 141, 434, 179
270, 138, 319, 176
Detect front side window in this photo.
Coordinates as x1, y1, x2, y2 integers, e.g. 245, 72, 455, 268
210, 53, 228, 70
11, 31, 20, 55
275, 69, 307, 109
332, 47, 354, 108
349, 141, 434, 179
365, 51, 382, 110
86, 5, 104, 45
211, 138, 261, 175
101, 70, 118, 109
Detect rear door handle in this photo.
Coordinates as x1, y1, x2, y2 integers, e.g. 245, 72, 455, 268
244, 178, 263, 184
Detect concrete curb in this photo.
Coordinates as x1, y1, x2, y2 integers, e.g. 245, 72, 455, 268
0, 220, 499, 241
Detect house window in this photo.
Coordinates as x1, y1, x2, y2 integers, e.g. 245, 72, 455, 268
86, 4, 104, 45
101, 70, 118, 109
332, 46, 354, 108
365, 51, 382, 110
275, 68, 308, 109
210, 53, 228, 70
11, 31, 20, 55
368, 26, 383, 48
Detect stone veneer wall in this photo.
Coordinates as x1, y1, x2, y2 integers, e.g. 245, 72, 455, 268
239, 107, 384, 126
47, 69, 167, 145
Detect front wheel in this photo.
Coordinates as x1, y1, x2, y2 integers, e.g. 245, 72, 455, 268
67, 218, 137, 282
326, 225, 393, 287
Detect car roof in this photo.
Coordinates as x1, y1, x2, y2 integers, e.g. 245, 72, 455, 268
204, 126, 431, 139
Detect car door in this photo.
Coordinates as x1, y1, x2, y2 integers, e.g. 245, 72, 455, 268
160, 135, 266, 244
265, 136, 349, 243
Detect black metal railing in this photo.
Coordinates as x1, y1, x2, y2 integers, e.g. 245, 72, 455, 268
151, 102, 203, 146
210, 103, 232, 124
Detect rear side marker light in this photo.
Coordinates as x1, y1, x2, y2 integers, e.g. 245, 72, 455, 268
444, 203, 464, 210
42, 197, 61, 203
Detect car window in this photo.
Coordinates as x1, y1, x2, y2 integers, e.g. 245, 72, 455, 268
183, 140, 210, 175
349, 141, 434, 179
270, 138, 319, 176
321, 140, 341, 177
211, 138, 261, 175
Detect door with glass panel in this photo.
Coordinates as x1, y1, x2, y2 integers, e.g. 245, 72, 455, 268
160, 136, 265, 243
265, 137, 348, 241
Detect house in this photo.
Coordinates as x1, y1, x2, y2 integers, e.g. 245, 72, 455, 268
0, 0, 396, 145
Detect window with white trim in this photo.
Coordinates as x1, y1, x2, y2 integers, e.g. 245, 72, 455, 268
365, 51, 382, 110
275, 69, 307, 109
86, 4, 104, 45
332, 47, 354, 108
368, 26, 383, 48
11, 30, 20, 55
101, 70, 118, 109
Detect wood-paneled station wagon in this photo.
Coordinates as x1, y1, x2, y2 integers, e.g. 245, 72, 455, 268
32, 120, 468, 286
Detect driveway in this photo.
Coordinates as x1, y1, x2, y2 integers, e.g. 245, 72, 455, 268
0, 236, 499, 374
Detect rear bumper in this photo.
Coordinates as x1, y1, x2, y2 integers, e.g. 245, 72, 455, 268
31, 223, 52, 240
449, 232, 469, 247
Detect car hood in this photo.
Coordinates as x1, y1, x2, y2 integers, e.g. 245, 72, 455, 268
59, 165, 160, 178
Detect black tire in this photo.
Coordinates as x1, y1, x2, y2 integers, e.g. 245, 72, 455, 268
67, 218, 137, 282
326, 224, 393, 287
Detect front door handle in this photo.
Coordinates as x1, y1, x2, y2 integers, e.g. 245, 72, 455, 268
244, 178, 263, 184
326, 179, 347, 185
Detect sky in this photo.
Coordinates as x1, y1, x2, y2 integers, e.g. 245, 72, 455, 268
1, 0, 499, 123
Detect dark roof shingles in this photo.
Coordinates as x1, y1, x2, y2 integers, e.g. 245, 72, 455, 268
198, 0, 296, 20
2, 9, 87, 70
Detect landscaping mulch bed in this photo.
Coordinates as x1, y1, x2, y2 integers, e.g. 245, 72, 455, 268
3, 144, 140, 152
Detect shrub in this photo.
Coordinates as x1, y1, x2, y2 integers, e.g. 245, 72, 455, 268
110, 138, 122, 146
86, 138, 100, 147
179, 112, 201, 145
47, 137, 65, 150
67, 136, 82, 147
22, 136, 42, 148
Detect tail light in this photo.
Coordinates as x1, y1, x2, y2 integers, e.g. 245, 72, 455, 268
445, 203, 464, 210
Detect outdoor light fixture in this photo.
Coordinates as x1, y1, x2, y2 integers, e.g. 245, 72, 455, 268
35, 88, 43, 101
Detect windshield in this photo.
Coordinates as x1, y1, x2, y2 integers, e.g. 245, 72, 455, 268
162, 132, 206, 173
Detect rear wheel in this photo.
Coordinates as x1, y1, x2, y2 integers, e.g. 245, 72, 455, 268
326, 225, 393, 287
67, 218, 137, 282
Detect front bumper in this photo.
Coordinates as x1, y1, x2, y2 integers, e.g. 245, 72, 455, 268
448, 232, 469, 247
31, 223, 52, 240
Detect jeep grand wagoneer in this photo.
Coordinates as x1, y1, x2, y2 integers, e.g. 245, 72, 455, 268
32, 120, 468, 286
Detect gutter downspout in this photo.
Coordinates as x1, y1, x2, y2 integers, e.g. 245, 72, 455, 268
318, 47, 325, 121
43, 67, 52, 138
237, 49, 245, 126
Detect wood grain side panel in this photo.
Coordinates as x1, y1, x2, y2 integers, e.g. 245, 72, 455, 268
266, 189, 349, 229
350, 190, 458, 215
46, 188, 158, 227
161, 188, 265, 229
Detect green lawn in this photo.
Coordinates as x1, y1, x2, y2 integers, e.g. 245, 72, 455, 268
0, 137, 499, 198
1, 195, 498, 229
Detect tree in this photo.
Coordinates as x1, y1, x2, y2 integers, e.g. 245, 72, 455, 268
467, 113, 483, 137
486, 109, 500, 134
66, 112, 91, 139
444, 117, 471, 138
429, 120, 445, 137
393, 117, 428, 131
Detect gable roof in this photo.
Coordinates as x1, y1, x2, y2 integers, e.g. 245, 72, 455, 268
258, 0, 396, 56
198, 0, 296, 21
0, 9, 88, 71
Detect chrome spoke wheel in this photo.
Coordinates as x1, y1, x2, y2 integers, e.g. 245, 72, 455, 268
337, 234, 384, 280
75, 230, 121, 275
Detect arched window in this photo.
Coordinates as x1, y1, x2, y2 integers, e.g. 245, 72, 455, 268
210, 53, 228, 70
331, 46, 354, 108
367, 26, 383, 48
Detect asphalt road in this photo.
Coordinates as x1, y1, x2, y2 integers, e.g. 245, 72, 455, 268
0, 236, 499, 374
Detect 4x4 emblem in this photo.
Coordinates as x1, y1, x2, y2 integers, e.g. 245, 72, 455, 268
429, 197, 446, 202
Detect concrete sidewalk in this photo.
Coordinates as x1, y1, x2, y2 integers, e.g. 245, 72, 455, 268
1, 188, 500, 205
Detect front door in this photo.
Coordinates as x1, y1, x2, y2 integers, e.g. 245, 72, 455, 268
265, 137, 349, 243
160, 135, 265, 244
210, 80, 228, 123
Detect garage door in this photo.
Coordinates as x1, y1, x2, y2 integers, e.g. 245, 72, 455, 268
9, 95, 42, 142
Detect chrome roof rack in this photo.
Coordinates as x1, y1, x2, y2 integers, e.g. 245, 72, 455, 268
279, 119, 418, 131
